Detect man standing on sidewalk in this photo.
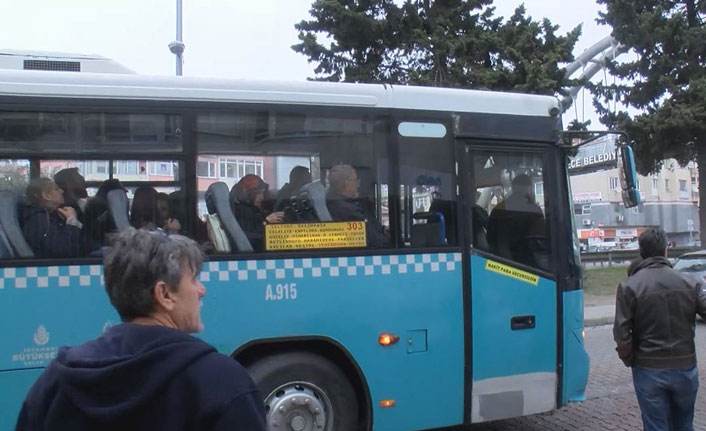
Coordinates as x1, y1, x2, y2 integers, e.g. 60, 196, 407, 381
614, 228, 706, 431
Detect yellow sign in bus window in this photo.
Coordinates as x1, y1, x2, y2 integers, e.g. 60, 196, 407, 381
265, 221, 367, 251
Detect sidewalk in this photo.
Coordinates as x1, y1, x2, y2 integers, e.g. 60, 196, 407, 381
584, 295, 615, 327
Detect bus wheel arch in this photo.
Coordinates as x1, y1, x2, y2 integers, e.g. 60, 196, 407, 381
233, 337, 372, 431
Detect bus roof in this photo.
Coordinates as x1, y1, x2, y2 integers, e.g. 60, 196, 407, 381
0, 69, 560, 117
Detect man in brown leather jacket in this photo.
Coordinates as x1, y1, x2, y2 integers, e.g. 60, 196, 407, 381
614, 228, 706, 431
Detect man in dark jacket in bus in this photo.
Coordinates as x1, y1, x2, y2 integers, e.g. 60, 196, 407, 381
21, 178, 84, 258
16, 229, 266, 431
614, 228, 706, 431
326, 163, 387, 248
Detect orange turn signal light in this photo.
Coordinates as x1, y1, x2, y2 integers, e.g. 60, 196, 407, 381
378, 333, 399, 346
380, 399, 396, 408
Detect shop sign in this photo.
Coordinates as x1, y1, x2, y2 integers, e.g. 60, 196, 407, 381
616, 228, 638, 238
569, 151, 617, 170
573, 192, 602, 203
578, 229, 605, 239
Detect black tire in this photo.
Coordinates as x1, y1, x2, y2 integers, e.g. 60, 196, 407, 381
248, 351, 359, 431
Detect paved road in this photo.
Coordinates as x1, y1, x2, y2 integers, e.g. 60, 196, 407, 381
469, 324, 706, 430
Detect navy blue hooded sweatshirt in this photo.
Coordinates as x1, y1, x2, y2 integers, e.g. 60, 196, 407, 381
16, 323, 265, 431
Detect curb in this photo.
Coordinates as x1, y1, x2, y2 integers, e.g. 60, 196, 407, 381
584, 316, 613, 327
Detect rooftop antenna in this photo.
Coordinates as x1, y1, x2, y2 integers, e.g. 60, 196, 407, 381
168, 0, 185, 76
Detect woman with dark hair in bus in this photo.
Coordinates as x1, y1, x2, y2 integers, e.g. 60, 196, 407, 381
130, 186, 160, 230
83, 179, 126, 251
230, 174, 284, 251
130, 186, 181, 233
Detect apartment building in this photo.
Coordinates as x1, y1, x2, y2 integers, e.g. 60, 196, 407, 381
570, 135, 699, 250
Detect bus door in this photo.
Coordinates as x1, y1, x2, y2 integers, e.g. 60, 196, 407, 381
464, 144, 558, 423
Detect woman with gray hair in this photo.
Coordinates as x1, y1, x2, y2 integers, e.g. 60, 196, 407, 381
16, 229, 266, 431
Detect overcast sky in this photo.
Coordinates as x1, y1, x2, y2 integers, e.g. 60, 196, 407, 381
0, 0, 612, 126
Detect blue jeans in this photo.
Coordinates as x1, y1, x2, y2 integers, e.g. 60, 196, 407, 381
632, 365, 699, 431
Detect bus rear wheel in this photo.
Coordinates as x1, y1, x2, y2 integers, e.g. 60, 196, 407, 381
248, 351, 359, 431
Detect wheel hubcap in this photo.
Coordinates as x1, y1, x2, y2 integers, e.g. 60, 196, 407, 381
264, 382, 333, 431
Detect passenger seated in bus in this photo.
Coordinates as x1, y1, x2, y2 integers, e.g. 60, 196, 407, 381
486, 174, 546, 268
84, 179, 125, 248
169, 190, 208, 243
230, 174, 284, 251
130, 186, 181, 233
326, 164, 388, 248
274, 166, 311, 212
157, 192, 181, 233
21, 178, 84, 258
54, 168, 88, 224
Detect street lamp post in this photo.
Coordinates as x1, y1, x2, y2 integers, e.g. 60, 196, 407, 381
168, 0, 185, 76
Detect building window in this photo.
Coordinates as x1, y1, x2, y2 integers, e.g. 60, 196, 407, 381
218, 159, 263, 179
113, 160, 138, 175
610, 176, 619, 191
197, 160, 216, 178
652, 177, 659, 195
149, 161, 175, 176
87, 161, 108, 175
679, 179, 688, 200
534, 181, 544, 196
665, 179, 671, 192
574, 204, 591, 215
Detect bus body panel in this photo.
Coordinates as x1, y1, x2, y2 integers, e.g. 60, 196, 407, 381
470, 255, 557, 423
1, 252, 466, 431
561, 289, 590, 403
0, 368, 44, 430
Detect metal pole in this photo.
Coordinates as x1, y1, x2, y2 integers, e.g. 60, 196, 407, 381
168, 0, 185, 76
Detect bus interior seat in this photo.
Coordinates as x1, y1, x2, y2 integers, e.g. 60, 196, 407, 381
0, 225, 14, 258
294, 181, 332, 222
429, 199, 458, 246
411, 211, 445, 247
107, 189, 131, 232
0, 190, 34, 258
205, 182, 253, 253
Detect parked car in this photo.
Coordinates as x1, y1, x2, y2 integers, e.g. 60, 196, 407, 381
673, 250, 706, 284
673, 249, 706, 323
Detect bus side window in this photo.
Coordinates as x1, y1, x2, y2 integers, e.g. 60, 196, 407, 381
195, 111, 390, 253
397, 126, 457, 248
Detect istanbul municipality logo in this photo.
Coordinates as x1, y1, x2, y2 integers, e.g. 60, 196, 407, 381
33, 324, 50, 346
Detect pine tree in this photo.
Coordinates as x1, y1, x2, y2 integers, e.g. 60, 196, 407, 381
592, 0, 706, 242
292, 0, 581, 95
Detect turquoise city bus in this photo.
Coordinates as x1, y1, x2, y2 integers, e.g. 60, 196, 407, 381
0, 67, 639, 430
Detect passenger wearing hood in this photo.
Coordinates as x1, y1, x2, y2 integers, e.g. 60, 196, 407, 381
16, 229, 265, 431
21, 178, 84, 258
